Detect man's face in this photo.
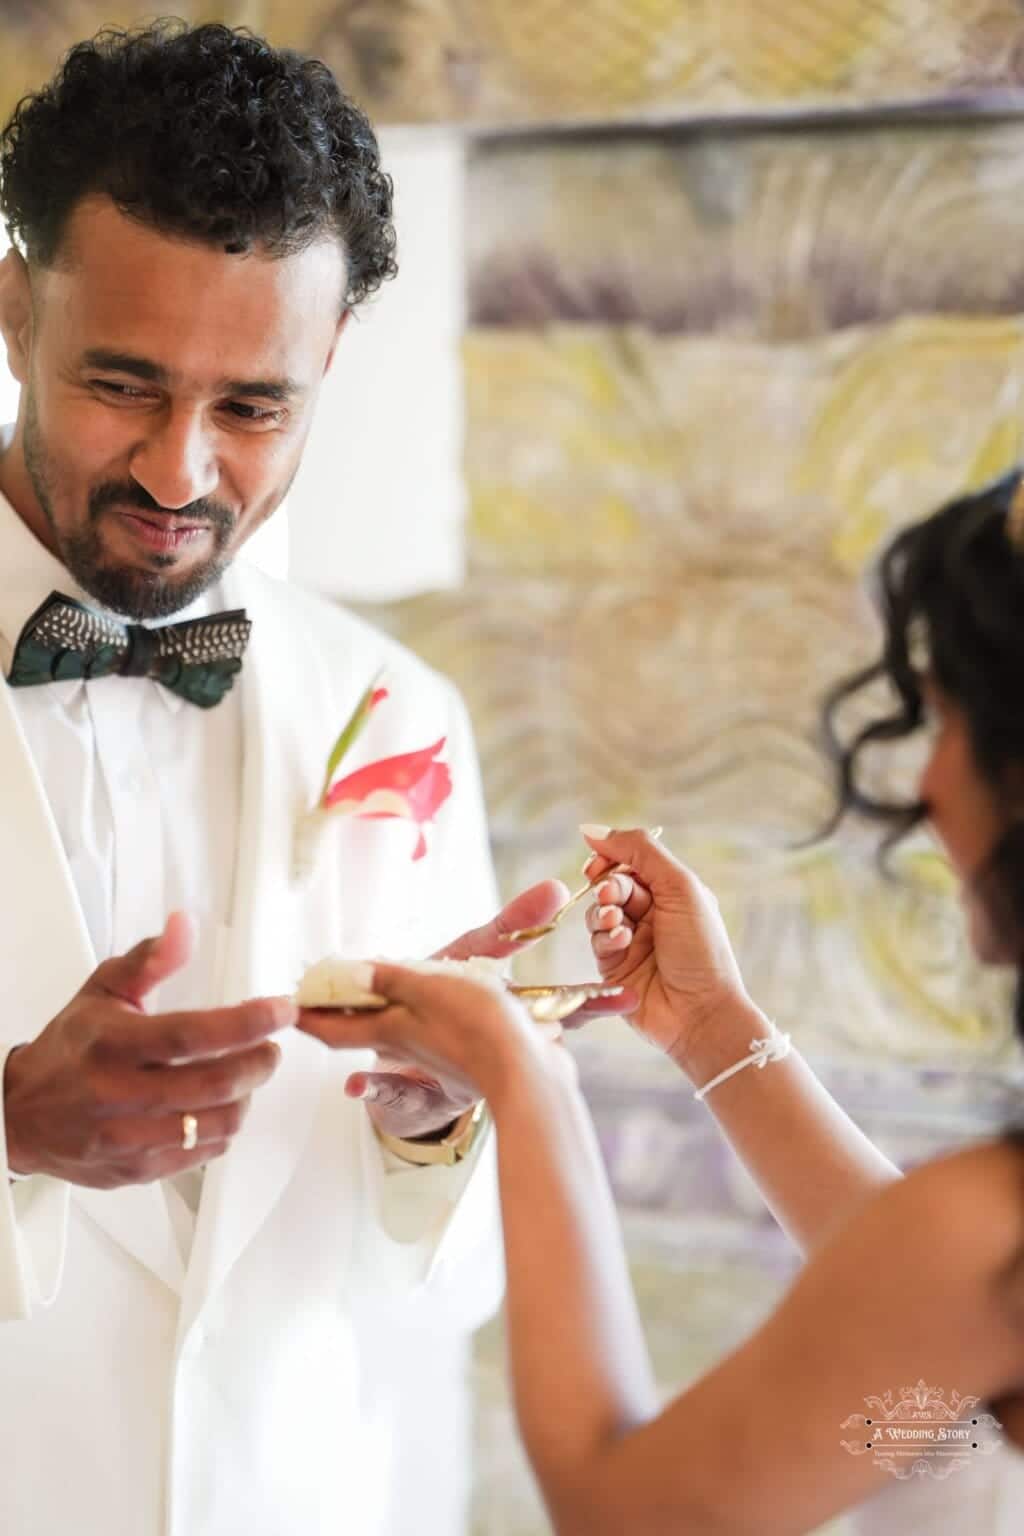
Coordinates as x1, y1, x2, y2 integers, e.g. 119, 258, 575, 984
1, 196, 346, 618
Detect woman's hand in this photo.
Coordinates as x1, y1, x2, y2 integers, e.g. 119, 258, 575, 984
581, 827, 760, 1075
298, 964, 560, 1112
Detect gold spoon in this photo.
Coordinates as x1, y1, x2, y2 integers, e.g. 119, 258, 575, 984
509, 981, 625, 1022
526, 989, 590, 1025
506, 827, 663, 945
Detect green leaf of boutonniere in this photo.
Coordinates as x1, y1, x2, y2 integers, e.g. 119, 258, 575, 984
319, 670, 388, 806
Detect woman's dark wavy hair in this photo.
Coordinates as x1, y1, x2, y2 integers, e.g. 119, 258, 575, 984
0, 18, 397, 308
822, 471, 1024, 1041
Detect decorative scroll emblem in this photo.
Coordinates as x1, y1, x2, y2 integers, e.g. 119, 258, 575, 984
841, 1379, 1003, 1481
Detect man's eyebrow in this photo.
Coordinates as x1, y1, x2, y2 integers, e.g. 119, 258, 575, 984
218, 377, 301, 402
80, 350, 301, 401
81, 349, 168, 383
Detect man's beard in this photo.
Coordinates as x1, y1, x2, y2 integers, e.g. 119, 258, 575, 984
24, 395, 236, 620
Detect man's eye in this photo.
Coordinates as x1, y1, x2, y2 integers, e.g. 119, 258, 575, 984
225, 402, 285, 424
93, 380, 150, 399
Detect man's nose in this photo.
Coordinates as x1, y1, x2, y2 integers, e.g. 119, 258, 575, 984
129, 408, 219, 511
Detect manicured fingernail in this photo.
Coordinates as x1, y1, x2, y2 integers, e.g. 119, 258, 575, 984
609, 925, 627, 943
270, 997, 299, 1027
580, 823, 612, 841
582, 854, 600, 876
597, 906, 618, 926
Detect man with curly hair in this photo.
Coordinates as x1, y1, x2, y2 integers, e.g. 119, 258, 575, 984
0, 20, 561, 1535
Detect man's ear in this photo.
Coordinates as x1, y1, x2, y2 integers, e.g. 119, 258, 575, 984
0, 247, 33, 386
323, 307, 353, 376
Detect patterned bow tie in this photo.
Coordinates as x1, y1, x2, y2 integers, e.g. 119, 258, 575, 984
6, 591, 252, 709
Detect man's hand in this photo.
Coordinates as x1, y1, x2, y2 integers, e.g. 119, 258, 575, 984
341, 881, 572, 1140
3, 912, 293, 1188
302, 881, 631, 1142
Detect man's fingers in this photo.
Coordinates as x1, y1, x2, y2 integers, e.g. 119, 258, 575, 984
96, 996, 297, 1065
89, 910, 195, 1009
97, 1041, 281, 1114
145, 996, 297, 1063
132, 1140, 234, 1185
83, 1139, 234, 1189
90, 1097, 252, 1159
345, 1071, 443, 1116
435, 880, 570, 960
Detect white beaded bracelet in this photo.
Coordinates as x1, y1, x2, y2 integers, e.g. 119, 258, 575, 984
693, 1030, 793, 1103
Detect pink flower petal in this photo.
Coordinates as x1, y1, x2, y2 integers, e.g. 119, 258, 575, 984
323, 737, 448, 810
321, 735, 453, 861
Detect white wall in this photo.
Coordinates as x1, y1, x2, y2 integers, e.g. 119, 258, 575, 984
287, 127, 468, 601
0, 228, 18, 424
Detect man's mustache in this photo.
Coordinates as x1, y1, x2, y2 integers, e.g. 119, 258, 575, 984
88, 482, 234, 533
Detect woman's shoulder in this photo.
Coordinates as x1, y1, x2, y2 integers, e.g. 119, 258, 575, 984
812, 1138, 1024, 1436
892, 1138, 1024, 1322
899, 1134, 1024, 1197
929, 1139, 1024, 1452
843, 1138, 1024, 1311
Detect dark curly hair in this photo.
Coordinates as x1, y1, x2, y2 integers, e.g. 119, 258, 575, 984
822, 472, 1024, 1036
0, 18, 397, 308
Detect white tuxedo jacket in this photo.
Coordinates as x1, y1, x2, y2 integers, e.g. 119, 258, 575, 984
0, 559, 504, 1535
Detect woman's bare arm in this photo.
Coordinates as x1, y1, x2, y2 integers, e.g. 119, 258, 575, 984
667, 993, 899, 1255
495, 1053, 1024, 1536
303, 966, 1024, 1536
581, 828, 900, 1254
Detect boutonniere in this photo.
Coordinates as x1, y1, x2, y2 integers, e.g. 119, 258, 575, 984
292, 673, 454, 884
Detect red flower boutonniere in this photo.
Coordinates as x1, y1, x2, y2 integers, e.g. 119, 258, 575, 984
293, 673, 453, 883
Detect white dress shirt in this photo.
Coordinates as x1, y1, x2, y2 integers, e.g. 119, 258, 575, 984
0, 471, 461, 1259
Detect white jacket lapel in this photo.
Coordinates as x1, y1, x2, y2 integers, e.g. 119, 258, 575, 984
178, 566, 339, 1338
0, 680, 184, 1296
0, 681, 95, 1023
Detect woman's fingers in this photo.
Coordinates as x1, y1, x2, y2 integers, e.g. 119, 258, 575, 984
591, 926, 632, 960
599, 873, 652, 924
581, 852, 615, 884
583, 867, 654, 937
587, 901, 621, 935
586, 876, 635, 960
298, 964, 512, 1053
588, 867, 652, 957
582, 827, 683, 896
296, 1004, 406, 1052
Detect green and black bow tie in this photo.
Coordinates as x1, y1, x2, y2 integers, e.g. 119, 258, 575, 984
6, 591, 252, 709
